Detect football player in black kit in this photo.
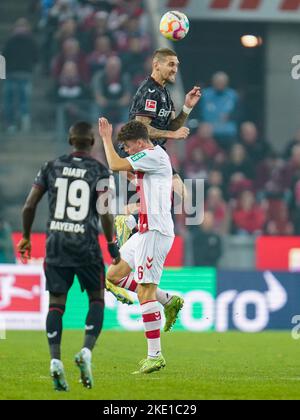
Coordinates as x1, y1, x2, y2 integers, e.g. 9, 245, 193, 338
17, 122, 124, 392
115, 48, 201, 245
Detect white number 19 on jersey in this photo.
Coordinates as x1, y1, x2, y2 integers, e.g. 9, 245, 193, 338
54, 178, 90, 222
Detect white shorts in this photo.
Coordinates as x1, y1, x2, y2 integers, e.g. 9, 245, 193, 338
120, 231, 174, 285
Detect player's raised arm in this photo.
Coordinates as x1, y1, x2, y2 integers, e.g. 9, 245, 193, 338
135, 115, 190, 141
168, 86, 202, 131
99, 118, 133, 172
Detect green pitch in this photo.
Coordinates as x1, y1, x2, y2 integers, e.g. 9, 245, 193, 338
0, 331, 300, 400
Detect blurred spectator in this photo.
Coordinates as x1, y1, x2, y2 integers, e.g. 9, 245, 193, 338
184, 148, 208, 180
114, 15, 150, 52
285, 144, 300, 187
52, 37, 90, 83
189, 211, 223, 267
224, 144, 255, 198
239, 121, 271, 163
288, 151, 300, 234
54, 61, 91, 141
48, 0, 78, 23
0, 217, 15, 264
205, 187, 229, 234
206, 169, 227, 199
232, 190, 266, 235
131, 55, 152, 92
92, 56, 131, 124
284, 128, 300, 159
264, 200, 294, 236
3, 18, 38, 133
255, 152, 290, 200
81, 11, 113, 52
87, 35, 114, 75
186, 123, 222, 164
52, 18, 80, 54
121, 36, 148, 78
227, 143, 253, 177
198, 72, 239, 149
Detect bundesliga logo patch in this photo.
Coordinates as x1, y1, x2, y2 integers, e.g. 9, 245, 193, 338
145, 99, 157, 112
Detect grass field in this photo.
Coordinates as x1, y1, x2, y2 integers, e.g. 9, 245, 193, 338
0, 331, 300, 400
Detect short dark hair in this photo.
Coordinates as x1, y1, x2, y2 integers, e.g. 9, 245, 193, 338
153, 48, 177, 62
117, 121, 149, 143
69, 121, 94, 150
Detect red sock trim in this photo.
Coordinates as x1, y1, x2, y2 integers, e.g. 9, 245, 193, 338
145, 329, 160, 339
143, 312, 161, 323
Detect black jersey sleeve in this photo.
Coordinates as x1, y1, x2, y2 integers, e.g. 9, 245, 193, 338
33, 162, 49, 191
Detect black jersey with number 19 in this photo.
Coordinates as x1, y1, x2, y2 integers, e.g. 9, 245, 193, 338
129, 76, 175, 148
33, 152, 112, 267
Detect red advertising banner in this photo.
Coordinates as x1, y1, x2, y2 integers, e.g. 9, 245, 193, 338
256, 236, 300, 270
0, 265, 47, 330
12, 233, 184, 267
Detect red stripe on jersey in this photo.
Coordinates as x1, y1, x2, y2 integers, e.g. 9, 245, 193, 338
145, 329, 161, 339
280, 0, 300, 10
128, 280, 138, 291
116, 275, 130, 286
136, 172, 149, 234
143, 312, 162, 323
239, 0, 261, 9
210, 0, 232, 9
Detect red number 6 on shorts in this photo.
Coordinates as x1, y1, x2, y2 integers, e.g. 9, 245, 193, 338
138, 266, 144, 280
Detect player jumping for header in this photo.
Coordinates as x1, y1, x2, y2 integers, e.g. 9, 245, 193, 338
99, 117, 179, 374
113, 47, 201, 275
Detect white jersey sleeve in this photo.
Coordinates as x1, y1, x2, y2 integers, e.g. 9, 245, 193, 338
126, 148, 161, 173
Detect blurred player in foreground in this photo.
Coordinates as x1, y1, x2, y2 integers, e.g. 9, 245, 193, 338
99, 117, 179, 374
18, 122, 121, 391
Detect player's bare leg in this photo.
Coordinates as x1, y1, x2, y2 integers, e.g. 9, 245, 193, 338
75, 289, 105, 389
106, 259, 134, 305
47, 293, 69, 391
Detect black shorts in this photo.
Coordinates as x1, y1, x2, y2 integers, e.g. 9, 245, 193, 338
44, 262, 105, 295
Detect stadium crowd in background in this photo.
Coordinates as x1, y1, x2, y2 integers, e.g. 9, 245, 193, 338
1, 0, 300, 264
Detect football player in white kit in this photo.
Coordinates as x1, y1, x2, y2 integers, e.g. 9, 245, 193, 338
99, 117, 182, 374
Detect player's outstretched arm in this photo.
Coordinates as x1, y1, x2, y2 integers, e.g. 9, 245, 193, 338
135, 116, 190, 141
168, 86, 202, 132
18, 187, 45, 263
99, 118, 133, 172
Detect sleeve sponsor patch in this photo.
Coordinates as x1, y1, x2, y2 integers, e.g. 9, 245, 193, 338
130, 152, 146, 162
145, 99, 157, 112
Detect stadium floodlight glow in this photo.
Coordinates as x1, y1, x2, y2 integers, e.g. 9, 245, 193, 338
241, 35, 263, 48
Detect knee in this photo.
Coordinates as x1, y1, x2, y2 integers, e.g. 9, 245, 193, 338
106, 267, 119, 284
